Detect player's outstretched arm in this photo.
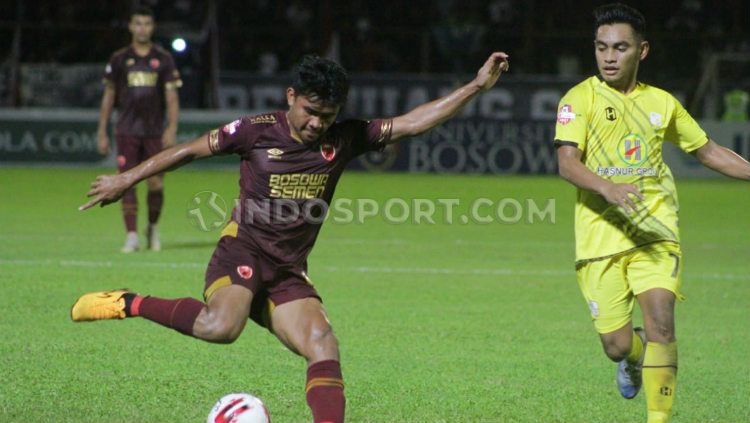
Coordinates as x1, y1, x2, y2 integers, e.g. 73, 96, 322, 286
692, 138, 750, 180
557, 145, 644, 213
387, 52, 509, 143
79, 134, 213, 211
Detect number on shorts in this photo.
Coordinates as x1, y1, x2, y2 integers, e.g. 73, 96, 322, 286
668, 252, 680, 278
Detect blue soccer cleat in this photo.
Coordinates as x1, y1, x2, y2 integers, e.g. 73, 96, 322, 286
617, 327, 646, 399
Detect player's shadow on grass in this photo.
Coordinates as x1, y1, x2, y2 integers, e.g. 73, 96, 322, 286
166, 240, 218, 250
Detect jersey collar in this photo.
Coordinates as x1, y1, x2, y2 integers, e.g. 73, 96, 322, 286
595, 75, 643, 98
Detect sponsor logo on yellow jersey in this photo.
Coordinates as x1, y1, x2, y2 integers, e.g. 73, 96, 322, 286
617, 133, 648, 166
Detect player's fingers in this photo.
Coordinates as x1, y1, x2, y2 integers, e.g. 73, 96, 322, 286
623, 187, 642, 203
492, 53, 509, 67
86, 186, 102, 196
492, 51, 509, 60
625, 197, 638, 213
487, 52, 507, 67
79, 196, 102, 211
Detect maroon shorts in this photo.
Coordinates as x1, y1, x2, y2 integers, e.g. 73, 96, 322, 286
203, 221, 320, 328
116, 135, 163, 172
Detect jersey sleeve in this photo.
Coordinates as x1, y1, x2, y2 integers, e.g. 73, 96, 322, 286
553, 85, 590, 152
349, 118, 392, 157
664, 95, 708, 153
208, 117, 254, 156
160, 53, 183, 91
102, 53, 119, 86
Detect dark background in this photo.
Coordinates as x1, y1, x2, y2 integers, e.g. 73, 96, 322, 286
1, 0, 749, 112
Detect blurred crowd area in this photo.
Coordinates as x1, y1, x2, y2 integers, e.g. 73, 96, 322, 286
2, 0, 748, 73
1, 0, 749, 109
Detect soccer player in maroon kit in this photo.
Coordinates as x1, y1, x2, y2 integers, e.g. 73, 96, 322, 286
72, 52, 509, 423
97, 6, 181, 253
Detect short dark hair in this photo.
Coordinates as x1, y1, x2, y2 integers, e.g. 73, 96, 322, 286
131, 6, 154, 20
291, 55, 349, 107
593, 3, 646, 40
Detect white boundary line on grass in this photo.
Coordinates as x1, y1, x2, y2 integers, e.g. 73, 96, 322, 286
0, 258, 747, 281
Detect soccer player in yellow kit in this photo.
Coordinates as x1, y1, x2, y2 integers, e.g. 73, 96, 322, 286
554, 4, 750, 423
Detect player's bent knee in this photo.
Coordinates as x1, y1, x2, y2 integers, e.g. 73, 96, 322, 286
210, 323, 243, 344
603, 346, 629, 362
194, 312, 245, 343
601, 339, 631, 362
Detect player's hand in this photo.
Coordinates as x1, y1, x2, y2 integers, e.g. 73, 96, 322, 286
97, 132, 111, 155
601, 182, 644, 214
79, 174, 129, 211
473, 52, 510, 91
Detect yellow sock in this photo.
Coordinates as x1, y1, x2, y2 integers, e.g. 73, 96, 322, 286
642, 342, 678, 423
626, 329, 644, 363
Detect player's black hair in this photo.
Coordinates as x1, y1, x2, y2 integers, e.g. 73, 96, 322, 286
593, 3, 646, 40
291, 55, 349, 107
130, 6, 155, 19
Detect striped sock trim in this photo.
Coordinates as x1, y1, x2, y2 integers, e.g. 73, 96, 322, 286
305, 377, 344, 393
130, 295, 144, 316
169, 299, 186, 327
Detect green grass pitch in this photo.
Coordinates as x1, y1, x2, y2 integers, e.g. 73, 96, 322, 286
1, 167, 748, 422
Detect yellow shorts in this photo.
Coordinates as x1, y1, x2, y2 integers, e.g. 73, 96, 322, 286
576, 242, 683, 334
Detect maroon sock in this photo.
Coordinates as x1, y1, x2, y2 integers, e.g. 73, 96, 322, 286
121, 188, 137, 232
147, 190, 163, 224
306, 360, 345, 423
130, 296, 204, 337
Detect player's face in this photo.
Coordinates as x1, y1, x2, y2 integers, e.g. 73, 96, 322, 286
594, 23, 649, 92
129, 15, 155, 45
286, 88, 340, 144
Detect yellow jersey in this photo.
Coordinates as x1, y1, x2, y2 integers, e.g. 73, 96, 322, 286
554, 76, 708, 263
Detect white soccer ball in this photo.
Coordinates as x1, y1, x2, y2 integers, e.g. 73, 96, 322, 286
207, 392, 271, 423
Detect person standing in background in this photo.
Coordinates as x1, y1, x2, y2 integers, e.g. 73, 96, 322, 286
97, 6, 181, 252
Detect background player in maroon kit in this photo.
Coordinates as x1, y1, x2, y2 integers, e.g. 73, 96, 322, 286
97, 6, 181, 253
73, 52, 509, 423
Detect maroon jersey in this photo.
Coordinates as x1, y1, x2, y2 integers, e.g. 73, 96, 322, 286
103, 45, 182, 137
208, 111, 393, 267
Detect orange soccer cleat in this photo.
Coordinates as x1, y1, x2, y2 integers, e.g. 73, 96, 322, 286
70, 289, 131, 322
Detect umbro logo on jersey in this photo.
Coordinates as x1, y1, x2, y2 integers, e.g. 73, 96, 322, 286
605, 107, 617, 121
267, 148, 284, 159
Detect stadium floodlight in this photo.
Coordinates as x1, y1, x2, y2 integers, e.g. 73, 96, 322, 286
171, 38, 187, 53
